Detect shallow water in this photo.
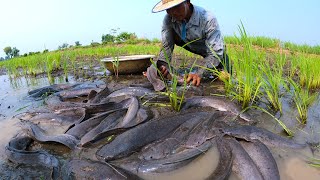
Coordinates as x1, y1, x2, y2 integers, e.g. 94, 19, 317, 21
0, 74, 320, 179
139, 144, 320, 180
139, 146, 220, 180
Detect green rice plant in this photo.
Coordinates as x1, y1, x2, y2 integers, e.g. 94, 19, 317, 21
69, 53, 77, 76
63, 58, 69, 82
260, 51, 287, 113
287, 78, 318, 124
149, 58, 186, 112
250, 36, 280, 49
111, 55, 120, 78
195, 23, 266, 110
5, 62, 19, 77
284, 42, 320, 55
297, 54, 320, 89
47, 73, 55, 85
226, 22, 263, 108
46, 57, 55, 75
164, 75, 187, 112
224, 36, 238, 45
261, 67, 283, 113
163, 39, 201, 111
148, 38, 200, 112
288, 55, 300, 79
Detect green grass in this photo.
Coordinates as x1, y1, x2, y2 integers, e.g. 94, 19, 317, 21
225, 22, 264, 108
225, 36, 280, 49
111, 55, 120, 78
149, 56, 186, 112
287, 78, 318, 124
260, 51, 287, 113
296, 55, 320, 89
225, 36, 320, 55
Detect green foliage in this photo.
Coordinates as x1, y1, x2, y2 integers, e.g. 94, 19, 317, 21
224, 36, 280, 48
102, 29, 138, 44
225, 35, 320, 55
12, 47, 20, 57
90, 42, 100, 47
116, 32, 137, 42
227, 22, 263, 108
251, 36, 280, 48
58, 43, 69, 50
111, 56, 120, 78
287, 78, 318, 124
3, 46, 12, 57
284, 42, 320, 54
28, 51, 40, 56
149, 58, 186, 112
75, 41, 81, 46
3, 46, 19, 58
261, 52, 286, 113
102, 34, 115, 43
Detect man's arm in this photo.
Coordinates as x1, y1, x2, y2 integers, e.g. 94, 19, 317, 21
156, 15, 177, 79
158, 15, 175, 64
203, 13, 225, 70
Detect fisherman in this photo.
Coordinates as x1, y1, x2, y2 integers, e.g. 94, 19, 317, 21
150, 0, 231, 87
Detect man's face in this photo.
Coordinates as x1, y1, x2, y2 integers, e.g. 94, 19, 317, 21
166, 2, 188, 21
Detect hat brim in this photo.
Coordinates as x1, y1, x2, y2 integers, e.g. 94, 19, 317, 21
152, 0, 186, 13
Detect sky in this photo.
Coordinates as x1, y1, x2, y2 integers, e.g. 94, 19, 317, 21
0, 0, 319, 58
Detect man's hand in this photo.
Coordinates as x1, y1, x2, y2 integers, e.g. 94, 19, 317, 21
159, 65, 201, 86
159, 65, 172, 79
186, 73, 201, 86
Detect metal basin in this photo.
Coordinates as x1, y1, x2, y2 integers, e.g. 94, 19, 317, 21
101, 55, 155, 75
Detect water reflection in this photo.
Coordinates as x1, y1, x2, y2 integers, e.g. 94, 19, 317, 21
3, 75, 75, 90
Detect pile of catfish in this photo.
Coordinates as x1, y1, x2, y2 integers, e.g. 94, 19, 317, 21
5, 81, 308, 180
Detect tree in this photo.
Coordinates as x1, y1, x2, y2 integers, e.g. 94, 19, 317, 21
3, 46, 19, 58
75, 41, 81, 46
58, 43, 69, 50
90, 41, 100, 47
116, 32, 137, 42
102, 34, 115, 43
11, 47, 19, 57
3, 46, 12, 58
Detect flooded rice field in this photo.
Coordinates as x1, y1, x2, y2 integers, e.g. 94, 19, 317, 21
0, 73, 320, 179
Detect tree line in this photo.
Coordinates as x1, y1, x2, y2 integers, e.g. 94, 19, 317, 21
1, 29, 141, 61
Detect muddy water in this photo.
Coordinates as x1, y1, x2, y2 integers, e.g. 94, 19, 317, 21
0, 75, 77, 173
139, 145, 320, 180
1, 74, 320, 179
139, 146, 220, 180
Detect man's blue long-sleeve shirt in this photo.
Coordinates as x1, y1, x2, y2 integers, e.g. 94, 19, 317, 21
159, 5, 225, 72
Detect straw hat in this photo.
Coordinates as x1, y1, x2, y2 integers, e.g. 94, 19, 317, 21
152, 0, 187, 13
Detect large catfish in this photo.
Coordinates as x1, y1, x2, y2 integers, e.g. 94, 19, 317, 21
181, 96, 255, 124
96, 111, 212, 161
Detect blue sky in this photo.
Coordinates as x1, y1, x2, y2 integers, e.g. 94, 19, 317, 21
0, 0, 319, 58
